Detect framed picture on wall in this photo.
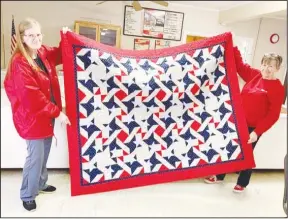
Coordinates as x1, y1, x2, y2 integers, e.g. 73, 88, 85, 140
134, 38, 150, 50
74, 21, 98, 41
123, 5, 184, 41
1, 33, 5, 69
185, 34, 206, 43
74, 21, 121, 48
181, 31, 211, 44
155, 39, 170, 49
143, 9, 166, 39
98, 24, 121, 48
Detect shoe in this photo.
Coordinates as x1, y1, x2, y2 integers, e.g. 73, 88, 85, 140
204, 176, 223, 184
233, 185, 245, 193
23, 200, 36, 212
40, 185, 56, 194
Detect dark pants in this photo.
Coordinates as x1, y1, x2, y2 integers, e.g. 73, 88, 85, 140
216, 127, 260, 187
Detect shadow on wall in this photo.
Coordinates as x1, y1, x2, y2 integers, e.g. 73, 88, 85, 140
284, 155, 287, 216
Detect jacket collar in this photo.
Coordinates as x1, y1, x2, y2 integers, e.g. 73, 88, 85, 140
37, 46, 52, 74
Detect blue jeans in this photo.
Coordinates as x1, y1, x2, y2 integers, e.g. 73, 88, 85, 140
20, 137, 53, 201
216, 127, 261, 187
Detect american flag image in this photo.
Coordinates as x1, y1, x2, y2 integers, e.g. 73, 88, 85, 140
11, 15, 16, 54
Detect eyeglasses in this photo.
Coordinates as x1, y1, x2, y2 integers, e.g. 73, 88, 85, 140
23, 33, 44, 39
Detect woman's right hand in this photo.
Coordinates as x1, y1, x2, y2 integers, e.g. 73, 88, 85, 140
62, 27, 71, 34
57, 111, 71, 126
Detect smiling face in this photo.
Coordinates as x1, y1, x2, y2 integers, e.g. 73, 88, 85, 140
22, 23, 43, 50
260, 60, 279, 79
260, 53, 282, 80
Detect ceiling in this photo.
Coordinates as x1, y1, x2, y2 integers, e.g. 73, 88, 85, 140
169, 1, 255, 11
170, 1, 286, 20
264, 10, 287, 19
92, 1, 286, 20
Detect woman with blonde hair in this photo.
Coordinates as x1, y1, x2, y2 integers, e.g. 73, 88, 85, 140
4, 18, 70, 211
204, 47, 285, 193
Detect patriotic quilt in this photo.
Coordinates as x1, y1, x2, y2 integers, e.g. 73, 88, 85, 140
61, 31, 255, 196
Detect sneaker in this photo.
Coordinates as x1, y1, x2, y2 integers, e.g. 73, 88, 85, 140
204, 176, 223, 184
233, 185, 245, 193
40, 185, 56, 194
23, 200, 36, 212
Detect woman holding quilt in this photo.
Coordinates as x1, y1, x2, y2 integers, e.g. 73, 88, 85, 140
204, 46, 285, 193
4, 18, 71, 211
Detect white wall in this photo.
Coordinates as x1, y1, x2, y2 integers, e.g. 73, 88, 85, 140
120, 1, 226, 49
1, 1, 287, 169
225, 17, 287, 89
2, 2, 285, 70
1, 1, 125, 68
252, 18, 287, 83
1, 1, 286, 87
0, 1, 223, 54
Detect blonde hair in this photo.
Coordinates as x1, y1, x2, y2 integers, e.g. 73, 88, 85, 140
261, 53, 283, 69
6, 18, 41, 79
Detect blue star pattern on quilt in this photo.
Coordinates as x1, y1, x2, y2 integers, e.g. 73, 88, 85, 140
74, 45, 242, 184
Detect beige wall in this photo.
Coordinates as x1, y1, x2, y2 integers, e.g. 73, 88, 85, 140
1, 1, 287, 83
1, 1, 125, 69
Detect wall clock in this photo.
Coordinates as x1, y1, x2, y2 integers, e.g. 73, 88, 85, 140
270, 33, 280, 44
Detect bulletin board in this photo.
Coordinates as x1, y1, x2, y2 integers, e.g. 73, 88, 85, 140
123, 5, 184, 41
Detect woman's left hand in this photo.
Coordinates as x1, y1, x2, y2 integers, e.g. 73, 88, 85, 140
62, 27, 71, 34
247, 131, 258, 144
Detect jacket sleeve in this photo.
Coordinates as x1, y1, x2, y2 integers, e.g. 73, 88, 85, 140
233, 46, 261, 83
254, 85, 285, 136
43, 40, 62, 66
13, 61, 61, 118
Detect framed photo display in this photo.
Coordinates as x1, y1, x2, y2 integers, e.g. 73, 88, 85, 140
123, 5, 184, 41
134, 38, 150, 50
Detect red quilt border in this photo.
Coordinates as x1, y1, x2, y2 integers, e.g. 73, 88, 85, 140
61, 31, 255, 196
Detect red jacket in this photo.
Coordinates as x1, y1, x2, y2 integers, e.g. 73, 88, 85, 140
4, 44, 63, 140
234, 47, 285, 136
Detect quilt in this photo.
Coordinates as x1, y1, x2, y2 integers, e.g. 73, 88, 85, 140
61, 31, 255, 196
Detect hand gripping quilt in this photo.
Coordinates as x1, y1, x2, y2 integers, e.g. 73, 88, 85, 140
61, 31, 255, 196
